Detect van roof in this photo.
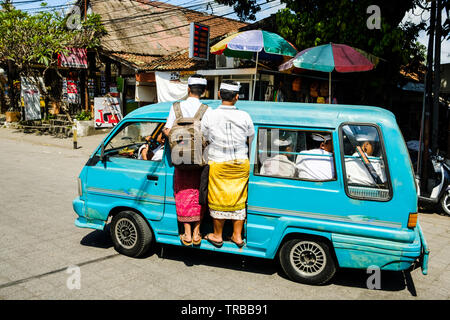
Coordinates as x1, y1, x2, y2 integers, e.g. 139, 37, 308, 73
125, 100, 396, 129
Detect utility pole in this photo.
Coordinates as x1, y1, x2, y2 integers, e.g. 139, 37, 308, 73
84, 0, 89, 112
431, 0, 442, 154
418, 0, 436, 193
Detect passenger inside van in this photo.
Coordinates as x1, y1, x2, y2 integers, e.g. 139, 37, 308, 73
345, 134, 387, 186
295, 133, 335, 180
260, 137, 296, 177
138, 132, 165, 161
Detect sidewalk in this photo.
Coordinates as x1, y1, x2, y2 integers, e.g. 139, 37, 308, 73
0, 126, 109, 157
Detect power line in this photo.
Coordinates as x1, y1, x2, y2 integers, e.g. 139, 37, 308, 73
23, 0, 210, 15
99, 0, 238, 32
100, 0, 270, 30
103, 0, 281, 44
100, 0, 227, 24
23, 4, 73, 11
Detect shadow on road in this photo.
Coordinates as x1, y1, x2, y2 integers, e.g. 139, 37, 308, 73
79, 226, 417, 295
330, 268, 416, 294
80, 225, 113, 249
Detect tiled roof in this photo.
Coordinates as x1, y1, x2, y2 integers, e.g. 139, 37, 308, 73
108, 52, 161, 69
109, 49, 208, 72
93, 0, 248, 56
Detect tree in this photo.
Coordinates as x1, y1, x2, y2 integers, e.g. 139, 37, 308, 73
214, 0, 261, 21
213, 0, 430, 105
0, 2, 106, 111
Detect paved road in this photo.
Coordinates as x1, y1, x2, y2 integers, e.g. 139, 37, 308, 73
0, 127, 449, 300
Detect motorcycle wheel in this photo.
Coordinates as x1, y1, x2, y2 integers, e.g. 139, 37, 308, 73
440, 190, 450, 216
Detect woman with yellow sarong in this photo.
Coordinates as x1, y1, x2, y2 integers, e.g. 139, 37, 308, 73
201, 80, 255, 248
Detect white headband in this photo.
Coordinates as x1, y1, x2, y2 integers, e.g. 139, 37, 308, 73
311, 133, 331, 142
188, 77, 207, 86
220, 82, 240, 92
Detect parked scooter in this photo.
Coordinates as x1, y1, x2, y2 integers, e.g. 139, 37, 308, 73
407, 140, 450, 215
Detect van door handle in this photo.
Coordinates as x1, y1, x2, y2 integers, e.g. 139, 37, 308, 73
147, 175, 158, 181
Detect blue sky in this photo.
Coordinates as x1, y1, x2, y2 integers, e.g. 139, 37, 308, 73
11, 0, 285, 20
10, 0, 450, 63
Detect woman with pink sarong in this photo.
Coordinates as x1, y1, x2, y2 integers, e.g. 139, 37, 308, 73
173, 168, 205, 244
162, 75, 210, 246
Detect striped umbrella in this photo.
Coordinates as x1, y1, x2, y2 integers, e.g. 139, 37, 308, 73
279, 43, 375, 102
211, 30, 297, 100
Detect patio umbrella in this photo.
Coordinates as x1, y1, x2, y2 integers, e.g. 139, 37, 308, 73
211, 30, 297, 100
279, 43, 375, 102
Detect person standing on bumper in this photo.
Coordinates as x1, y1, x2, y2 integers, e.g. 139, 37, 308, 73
163, 75, 210, 246
201, 80, 255, 248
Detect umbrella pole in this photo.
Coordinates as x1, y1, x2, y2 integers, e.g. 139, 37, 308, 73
329, 72, 331, 103
252, 52, 259, 101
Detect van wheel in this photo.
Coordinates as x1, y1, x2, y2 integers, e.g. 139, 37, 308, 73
440, 190, 450, 216
110, 211, 153, 258
279, 238, 336, 285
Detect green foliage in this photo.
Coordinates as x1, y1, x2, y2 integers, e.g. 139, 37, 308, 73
214, 0, 261, 21
0, 2, 106, 72
76, 110, 92, 121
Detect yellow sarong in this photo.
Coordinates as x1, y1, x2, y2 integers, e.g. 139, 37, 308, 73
208, 159, 250, 212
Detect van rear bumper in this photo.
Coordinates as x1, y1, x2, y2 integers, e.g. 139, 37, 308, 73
332, 223, 429, 274
416, 222, 430, 275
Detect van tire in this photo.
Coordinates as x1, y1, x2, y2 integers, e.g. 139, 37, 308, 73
110, 211, 153, 258
279, 238, 336, 285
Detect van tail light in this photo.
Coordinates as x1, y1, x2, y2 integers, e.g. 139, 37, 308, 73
407, 212, 418, 228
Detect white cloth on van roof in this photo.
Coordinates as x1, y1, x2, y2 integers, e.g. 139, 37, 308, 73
295, 148, 335, 180
164, 97, 211, 130
155, 71, 188, 103
201, 104, 254, 162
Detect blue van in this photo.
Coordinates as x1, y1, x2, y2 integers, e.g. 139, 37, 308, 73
73, 101, 429, 285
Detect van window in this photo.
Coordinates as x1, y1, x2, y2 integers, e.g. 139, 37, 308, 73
105, 121, 165, 161
340, 124, 391, 201
255, 128, 336, 181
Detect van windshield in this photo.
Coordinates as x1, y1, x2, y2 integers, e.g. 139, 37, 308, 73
106, 122, 160, 151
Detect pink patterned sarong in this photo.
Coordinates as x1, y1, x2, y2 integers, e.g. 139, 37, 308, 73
174, 167, 204, 222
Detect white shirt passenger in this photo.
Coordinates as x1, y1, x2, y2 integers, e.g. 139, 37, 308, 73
201, 105, 254, 162
345, 153, 386, 186
164, 97, 211, 130
260, 154, 296, 177
296, 148, 335, 180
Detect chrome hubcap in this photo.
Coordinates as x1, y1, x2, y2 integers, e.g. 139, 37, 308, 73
290, 241, 326, 277
444, 192, 450, 214
115, 218, 137, 249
